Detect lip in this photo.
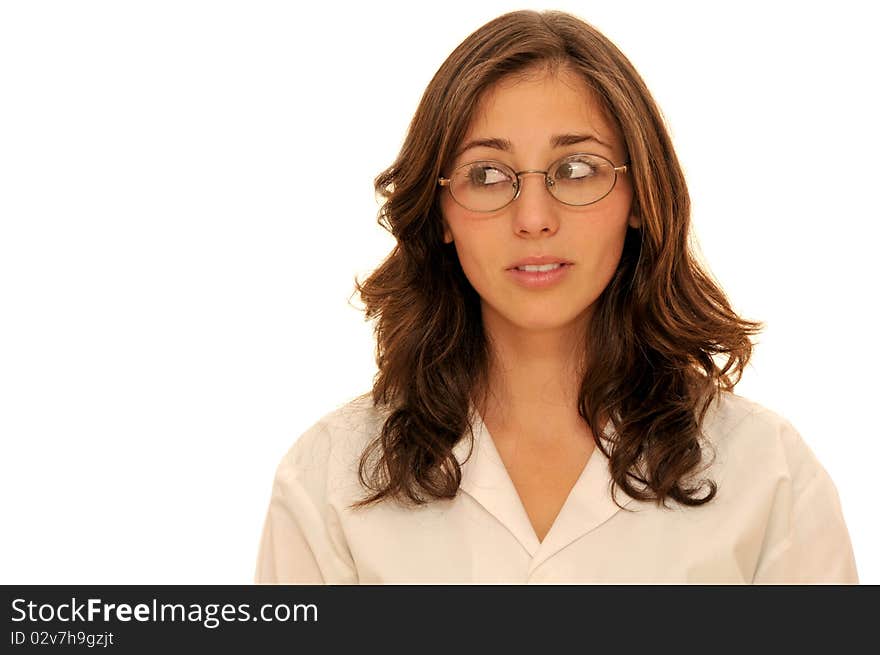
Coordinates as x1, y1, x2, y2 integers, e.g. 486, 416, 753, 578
506, 262, 573, 289
507, 255, 573, 269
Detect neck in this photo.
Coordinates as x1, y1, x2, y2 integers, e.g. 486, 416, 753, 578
480, 305, 589, 431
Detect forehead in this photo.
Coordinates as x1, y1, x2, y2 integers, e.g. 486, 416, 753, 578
464, 67, 622, 152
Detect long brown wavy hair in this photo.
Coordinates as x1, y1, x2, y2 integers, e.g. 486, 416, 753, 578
351, 9, 763, 511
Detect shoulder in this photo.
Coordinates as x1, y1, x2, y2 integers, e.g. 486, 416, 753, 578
701, 390, 829, 499
702, 392, 857, 583
273, 392, 387, 499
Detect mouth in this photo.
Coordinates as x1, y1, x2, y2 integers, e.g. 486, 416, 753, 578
509, 262, 572, 272
506, 262, 573, 288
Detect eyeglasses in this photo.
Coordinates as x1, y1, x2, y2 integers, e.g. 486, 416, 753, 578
438, 152, 628, 213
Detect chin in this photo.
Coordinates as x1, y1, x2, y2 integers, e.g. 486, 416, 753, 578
508, 309, 591, 333
480, 295, 595, 333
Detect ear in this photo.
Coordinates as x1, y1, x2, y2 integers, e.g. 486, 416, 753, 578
627, 210, 641, 229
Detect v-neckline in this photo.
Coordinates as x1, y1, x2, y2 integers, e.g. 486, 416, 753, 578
454, 405, 637, 571
488, 418, 596, 544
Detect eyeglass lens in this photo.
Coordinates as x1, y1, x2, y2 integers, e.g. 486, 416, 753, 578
449, 154, 617, 212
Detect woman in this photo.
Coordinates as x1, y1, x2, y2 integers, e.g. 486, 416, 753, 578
255, 10, 858, 583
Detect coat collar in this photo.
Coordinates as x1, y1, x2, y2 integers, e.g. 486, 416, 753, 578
453, 405, 638, 573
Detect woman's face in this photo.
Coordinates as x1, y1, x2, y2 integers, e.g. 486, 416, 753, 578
440, 66, 639, 337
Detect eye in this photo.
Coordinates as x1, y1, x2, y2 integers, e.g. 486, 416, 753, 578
465, 164, 512, 187
555, 158, 599, 181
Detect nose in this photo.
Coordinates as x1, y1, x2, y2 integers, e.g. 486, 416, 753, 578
510, 171, 560, 237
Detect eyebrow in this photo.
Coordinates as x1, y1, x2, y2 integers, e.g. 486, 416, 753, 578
454, 132, 611, 159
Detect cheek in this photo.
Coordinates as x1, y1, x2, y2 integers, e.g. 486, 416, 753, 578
443, 220, 499, 291
454, 234, 496, 290
592, 220, 630, 267
565, 214, 631, 297
584, 192, 633, 262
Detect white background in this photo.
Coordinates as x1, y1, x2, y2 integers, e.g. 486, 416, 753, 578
1, 0, 877, 583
